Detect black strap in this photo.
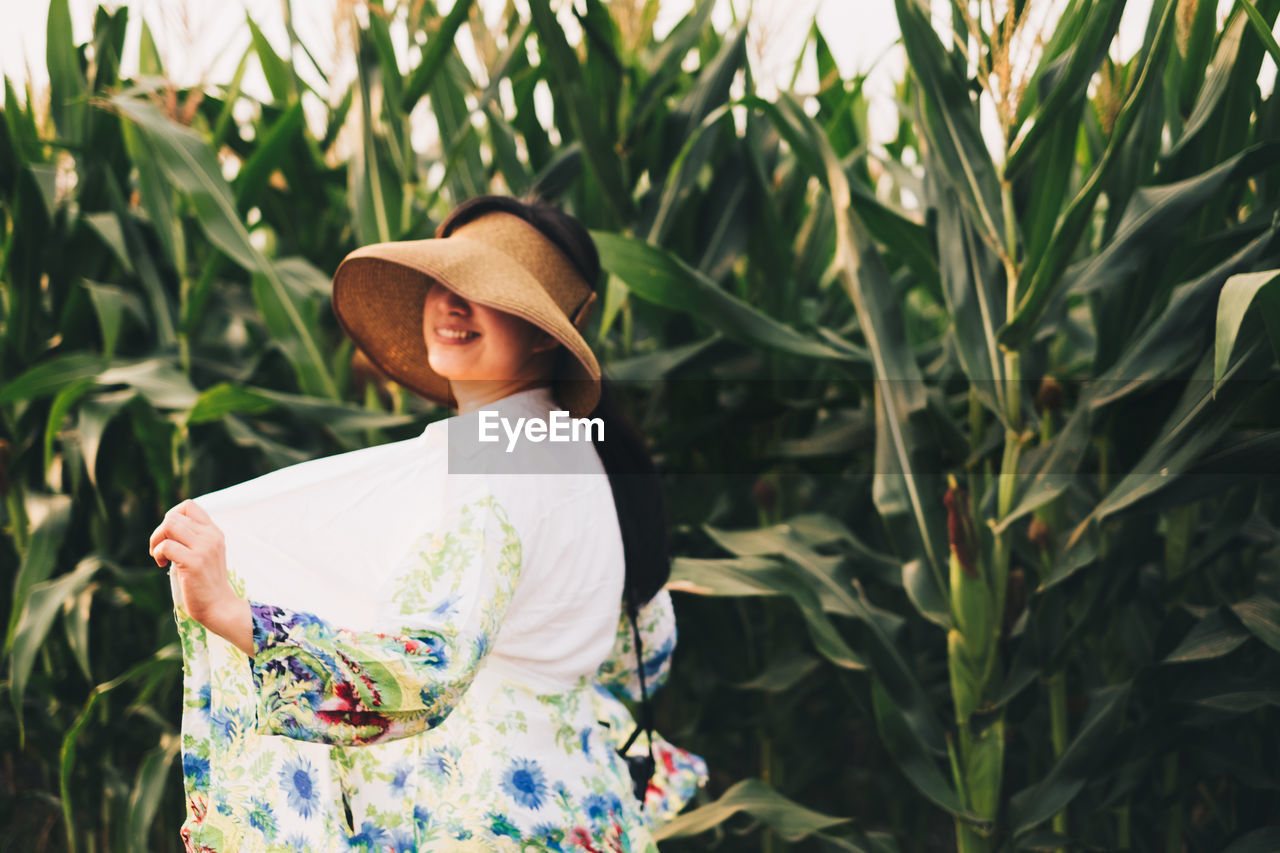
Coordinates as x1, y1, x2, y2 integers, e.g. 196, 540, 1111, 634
617, 585, 655, 801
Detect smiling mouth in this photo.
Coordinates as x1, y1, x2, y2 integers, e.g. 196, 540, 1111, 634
436, 328, 480, 341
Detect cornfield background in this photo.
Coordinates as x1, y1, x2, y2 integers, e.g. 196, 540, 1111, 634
4, 0, 1280, 850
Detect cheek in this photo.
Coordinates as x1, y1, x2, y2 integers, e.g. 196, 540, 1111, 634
421, 292, 433, 332
475, 310, 532, 356
422, 282, 448, 314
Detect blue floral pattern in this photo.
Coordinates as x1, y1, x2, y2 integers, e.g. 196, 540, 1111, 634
175, 494, 708, 852
279, 756, 319, 819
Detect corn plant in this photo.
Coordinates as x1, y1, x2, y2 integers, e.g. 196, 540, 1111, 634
662, 0, 1280, 850
4, 0, 1280, 852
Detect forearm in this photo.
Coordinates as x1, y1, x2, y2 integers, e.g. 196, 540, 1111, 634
205, 595, 254, 657
246, 600, 470, 745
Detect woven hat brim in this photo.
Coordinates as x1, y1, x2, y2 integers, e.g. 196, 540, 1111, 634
332, 237, 602, 418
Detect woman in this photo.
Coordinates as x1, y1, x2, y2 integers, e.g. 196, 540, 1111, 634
150, 195, 708, 851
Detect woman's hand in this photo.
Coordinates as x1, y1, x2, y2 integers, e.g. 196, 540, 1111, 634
149, 500, 245, 637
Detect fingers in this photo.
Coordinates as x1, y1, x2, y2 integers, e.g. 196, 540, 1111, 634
150, 512, 195, 552
153, 538, 195, 570
149, 520, 171, 565
181, 499, 215, 525
150, 504, 215, 565
148, 518, 169, 557
150, 502, 188, 554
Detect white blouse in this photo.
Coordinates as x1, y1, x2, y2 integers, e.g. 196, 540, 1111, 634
171, 385, 708, 852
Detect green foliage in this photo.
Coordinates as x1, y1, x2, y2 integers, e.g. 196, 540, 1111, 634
3, 1, 1280, 851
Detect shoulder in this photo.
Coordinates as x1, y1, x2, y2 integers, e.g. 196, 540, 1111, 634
482, 470, 615, 535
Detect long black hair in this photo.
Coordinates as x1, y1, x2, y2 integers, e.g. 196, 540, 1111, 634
435, 194, 672, 611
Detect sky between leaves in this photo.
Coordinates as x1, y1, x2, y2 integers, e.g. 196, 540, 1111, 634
0, 1, 1264, 171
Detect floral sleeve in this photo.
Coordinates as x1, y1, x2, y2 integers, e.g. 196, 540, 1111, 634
594, 587, 677, 703
245, 494, 522, 747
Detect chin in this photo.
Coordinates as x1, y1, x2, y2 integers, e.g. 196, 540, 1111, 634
426, 359, 464, 379
429, 362, 486, 382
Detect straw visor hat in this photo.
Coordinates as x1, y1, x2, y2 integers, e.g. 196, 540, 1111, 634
331, 210, 602, 419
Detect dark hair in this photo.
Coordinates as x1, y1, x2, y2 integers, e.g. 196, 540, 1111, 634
435, 194, 672, 611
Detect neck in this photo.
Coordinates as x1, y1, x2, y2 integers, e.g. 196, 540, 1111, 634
450, 379, 554, 415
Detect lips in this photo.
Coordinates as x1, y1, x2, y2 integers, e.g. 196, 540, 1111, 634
434, 327, 480, 343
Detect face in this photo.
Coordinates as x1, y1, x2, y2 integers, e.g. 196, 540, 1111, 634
421, 280, 559, 385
